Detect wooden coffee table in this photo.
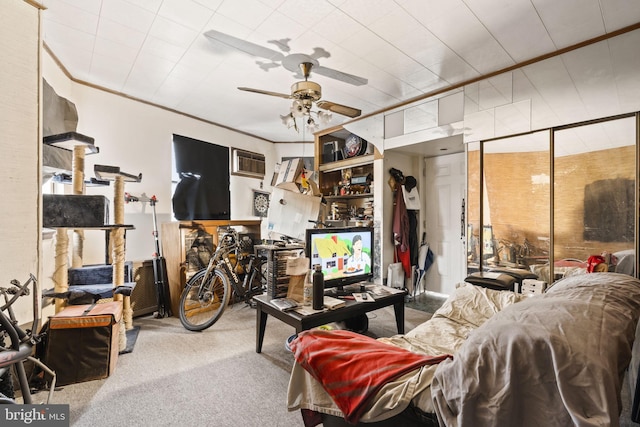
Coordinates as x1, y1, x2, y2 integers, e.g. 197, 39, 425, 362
253, 286, 406, 353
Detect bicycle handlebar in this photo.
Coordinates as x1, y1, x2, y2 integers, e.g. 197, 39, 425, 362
0, 274, 40, 345
0, 274, 35, 312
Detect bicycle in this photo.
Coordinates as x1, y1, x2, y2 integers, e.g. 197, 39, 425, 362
0, 274, 56, 404
179, 228, 267, 331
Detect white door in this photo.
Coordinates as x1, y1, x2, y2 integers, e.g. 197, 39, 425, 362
423, 153, 466, 296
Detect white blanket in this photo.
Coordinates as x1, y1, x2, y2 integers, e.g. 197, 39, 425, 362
431, 273, 640, 427
287, 283, 526, 422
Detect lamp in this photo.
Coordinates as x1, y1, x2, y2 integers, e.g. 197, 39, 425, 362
281, 100, 333, 133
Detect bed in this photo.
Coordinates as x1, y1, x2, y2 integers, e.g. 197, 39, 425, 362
286, 272, 640, 427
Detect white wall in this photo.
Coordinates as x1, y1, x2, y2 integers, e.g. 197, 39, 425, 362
42, 50, 286, 279
1, 1, 42, 323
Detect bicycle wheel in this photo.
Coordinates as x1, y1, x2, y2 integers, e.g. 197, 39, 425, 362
179, 268, 231, 331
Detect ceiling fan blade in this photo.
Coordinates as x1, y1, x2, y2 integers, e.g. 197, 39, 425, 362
204, 30, 285, 62
316, 100, 362, 118
313, 65, 368, 86
238, 87, 292, 100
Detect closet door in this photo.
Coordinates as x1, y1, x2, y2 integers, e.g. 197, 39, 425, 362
553, 116, 637, 278
425, 152, 466, 296
469, 131, 551, 277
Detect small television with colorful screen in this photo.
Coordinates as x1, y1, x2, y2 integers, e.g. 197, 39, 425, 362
305, 227, 374, 294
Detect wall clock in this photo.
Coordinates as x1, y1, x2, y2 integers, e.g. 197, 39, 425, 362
253, 191, 270, 217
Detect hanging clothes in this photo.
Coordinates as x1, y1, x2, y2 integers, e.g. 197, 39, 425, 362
407, 210, 418, 267
403, 176, 420, 268
392, 178, 411, 278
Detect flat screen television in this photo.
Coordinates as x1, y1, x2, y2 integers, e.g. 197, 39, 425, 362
305, 227, 374, 295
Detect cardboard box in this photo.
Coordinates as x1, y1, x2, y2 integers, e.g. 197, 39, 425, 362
275, 158, 303, 191
45, 301, 123, 386
266, 187, 321, 241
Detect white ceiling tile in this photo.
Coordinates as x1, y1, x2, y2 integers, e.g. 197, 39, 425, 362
42, 1, 99, 35
466, 0, 557, 61
253, 10, 306, 42
523, 57, 589, 124
48, 0, 102, 15
394, 27, 454, 70
610, 32, 640, 113
600, 0, 640, 31
179, 38, 226, 71
314, 9, 363, 45
405, 68, 445, 92
368, 7, 419, 45
88, 54, 132, 90
276, 0, 335, 27
148, 15, 200, 48
158, 0, 216, 31
396, 0, 467, 26
101, 0, 157, 33
193, 0, 225, 10
93, 37, 139, 64
97, 18, 148, 49
124, 0, 163, 13
124, 53, 176, 98
140, 36, 187, 63
216, 0, 277, 30
337, 0, 401, 27
43, 20, 95, 53
428, 55, 480, 85
427, 4, 514, 74
201, 13, 253, 42
563, 41, 621, 118
531, 0, 605, 48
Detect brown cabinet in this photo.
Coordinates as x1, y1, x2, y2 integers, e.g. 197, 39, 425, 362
160, 220, 262, 316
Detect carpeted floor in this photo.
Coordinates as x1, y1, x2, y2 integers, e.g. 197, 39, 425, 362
45, 300, 434, 427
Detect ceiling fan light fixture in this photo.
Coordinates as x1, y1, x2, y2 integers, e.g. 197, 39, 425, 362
291, 99, 306, 118
317, 110, 332, 126
306, 116, 319, 133
281, 113, 295, 128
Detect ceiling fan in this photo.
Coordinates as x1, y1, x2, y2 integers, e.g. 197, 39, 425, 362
238, 61, 362, 119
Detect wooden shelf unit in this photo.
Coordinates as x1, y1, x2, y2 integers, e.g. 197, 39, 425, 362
314, 127, 377, 223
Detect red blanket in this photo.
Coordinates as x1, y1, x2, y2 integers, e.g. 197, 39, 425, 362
290, 329, 451, 424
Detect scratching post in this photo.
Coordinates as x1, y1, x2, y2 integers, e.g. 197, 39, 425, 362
94, 165, 142, 331
53, 229, 69, 313
94, 164, 142, 331
71, 145, 85, 269
111, 175, 133, 329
